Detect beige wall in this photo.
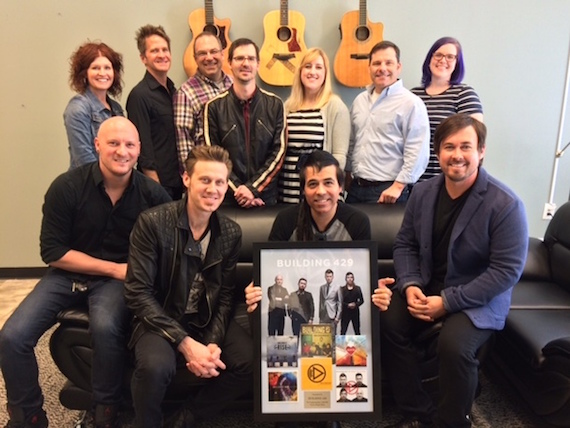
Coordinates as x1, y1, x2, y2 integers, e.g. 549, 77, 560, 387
2, 0, 570, 267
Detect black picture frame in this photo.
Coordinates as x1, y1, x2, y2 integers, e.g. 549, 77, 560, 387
252, 241, 381, 423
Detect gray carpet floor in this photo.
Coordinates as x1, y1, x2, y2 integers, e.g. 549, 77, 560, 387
0, 326, 551, 427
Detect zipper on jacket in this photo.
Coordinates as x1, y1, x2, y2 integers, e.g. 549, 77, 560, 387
162, 221, 180, 308
221, 124, 237, 145
258, 119, 273, 137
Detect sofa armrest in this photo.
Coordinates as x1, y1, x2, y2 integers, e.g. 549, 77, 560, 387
57, 306, 90, 327
543, 337, 570, 358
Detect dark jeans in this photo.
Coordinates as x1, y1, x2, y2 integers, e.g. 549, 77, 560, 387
131, 319, 253, 428
268, 308, 286, 335
380, 291, 492, 427
340, 309, 360, 335
290, 312, 307, 336
346, 180, 410, 203
0, 270, 129, 418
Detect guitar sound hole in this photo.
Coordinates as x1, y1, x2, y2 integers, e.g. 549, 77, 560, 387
203, 24, 220, 38
355, 26, 370, 42
277, 26, 292, 42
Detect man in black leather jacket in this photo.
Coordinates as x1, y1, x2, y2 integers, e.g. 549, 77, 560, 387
204, 38, 285, 208
124, 145, 252, 428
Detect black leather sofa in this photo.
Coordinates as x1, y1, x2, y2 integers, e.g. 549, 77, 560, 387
487, 201, 570, 427
49, 203, 437, 412
49, 201, 570, 426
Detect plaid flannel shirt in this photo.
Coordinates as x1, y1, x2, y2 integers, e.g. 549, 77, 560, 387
173, 71, 233, 172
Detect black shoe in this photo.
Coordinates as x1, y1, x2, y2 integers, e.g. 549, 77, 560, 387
94, 404, 119, 428
274, 423, 300, 428
4, 406, 48, 428
164, 406, 196, 428
385, 417, 433, 428
314, 422, 341, 428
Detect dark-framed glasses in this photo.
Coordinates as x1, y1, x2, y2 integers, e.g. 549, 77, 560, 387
433, 53, 457, 62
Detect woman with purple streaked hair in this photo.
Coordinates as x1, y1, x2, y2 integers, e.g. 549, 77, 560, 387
412, 37, 484, 181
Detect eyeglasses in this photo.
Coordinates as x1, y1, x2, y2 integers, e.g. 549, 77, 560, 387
232, 55, 258, 64
195, 49, 221, 59
433, 53, 457, 62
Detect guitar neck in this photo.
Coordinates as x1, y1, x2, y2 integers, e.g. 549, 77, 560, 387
205, 0, 214, 25
359, 0, 367, 27
280, 0, 289, 26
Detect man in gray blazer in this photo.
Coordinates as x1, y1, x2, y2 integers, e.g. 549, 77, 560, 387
318, 269, 342, 333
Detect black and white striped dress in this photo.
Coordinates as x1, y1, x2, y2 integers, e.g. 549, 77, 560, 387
278, 109, 325, 204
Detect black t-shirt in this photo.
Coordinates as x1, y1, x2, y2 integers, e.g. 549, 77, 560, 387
430, 185, 471, 293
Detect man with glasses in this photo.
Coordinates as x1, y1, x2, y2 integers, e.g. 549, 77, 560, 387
204, 38, 285, 208
174, 32, 233, 173
127, 25, 183, 200
345, 40, 430, 204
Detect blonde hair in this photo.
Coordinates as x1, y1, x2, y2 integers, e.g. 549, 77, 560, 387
285, 47, 333, 113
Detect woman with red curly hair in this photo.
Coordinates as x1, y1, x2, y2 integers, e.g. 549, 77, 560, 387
63, 41, 124, 169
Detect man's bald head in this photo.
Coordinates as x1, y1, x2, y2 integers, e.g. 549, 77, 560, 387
95, 117, 141, 180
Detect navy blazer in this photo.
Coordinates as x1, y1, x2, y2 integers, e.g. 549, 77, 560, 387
393, 167, 528, 330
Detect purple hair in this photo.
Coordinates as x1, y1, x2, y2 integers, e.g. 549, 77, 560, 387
421, 37, 465, 87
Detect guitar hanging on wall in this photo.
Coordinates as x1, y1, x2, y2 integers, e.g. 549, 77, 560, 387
334, 0, 384, 88
182, 0, 232, 78
259, 0, 307, 87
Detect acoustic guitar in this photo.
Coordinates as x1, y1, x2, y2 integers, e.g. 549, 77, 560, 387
259, 0, 307, 87
183, 0, 232, 78
334, 0, 384, 88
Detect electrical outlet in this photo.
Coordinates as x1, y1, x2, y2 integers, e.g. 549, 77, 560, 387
542, 203, 557, 220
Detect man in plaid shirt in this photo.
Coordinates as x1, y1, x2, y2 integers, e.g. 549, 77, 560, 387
174, 32, 233, 172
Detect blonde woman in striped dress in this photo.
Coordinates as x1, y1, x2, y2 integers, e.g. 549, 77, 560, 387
278, 48, 350, 203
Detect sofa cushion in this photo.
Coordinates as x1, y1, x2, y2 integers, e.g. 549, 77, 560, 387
500, 309, 570, 369
550, 242, 570, 293
510, 280, 570, 309
219, 205, 283, 263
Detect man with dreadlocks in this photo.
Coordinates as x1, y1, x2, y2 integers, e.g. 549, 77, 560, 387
244, 150, 393, 428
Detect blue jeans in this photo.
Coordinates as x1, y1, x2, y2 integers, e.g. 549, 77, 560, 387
0, 269, 129, 417
346, 181, 410, 203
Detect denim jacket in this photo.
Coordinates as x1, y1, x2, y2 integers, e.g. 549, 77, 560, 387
63, 86, 123, 169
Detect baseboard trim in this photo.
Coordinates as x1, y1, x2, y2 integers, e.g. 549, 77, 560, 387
0, 267, 48, 278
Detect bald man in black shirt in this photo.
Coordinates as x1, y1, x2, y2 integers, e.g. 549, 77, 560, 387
0, 117, 170, 428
